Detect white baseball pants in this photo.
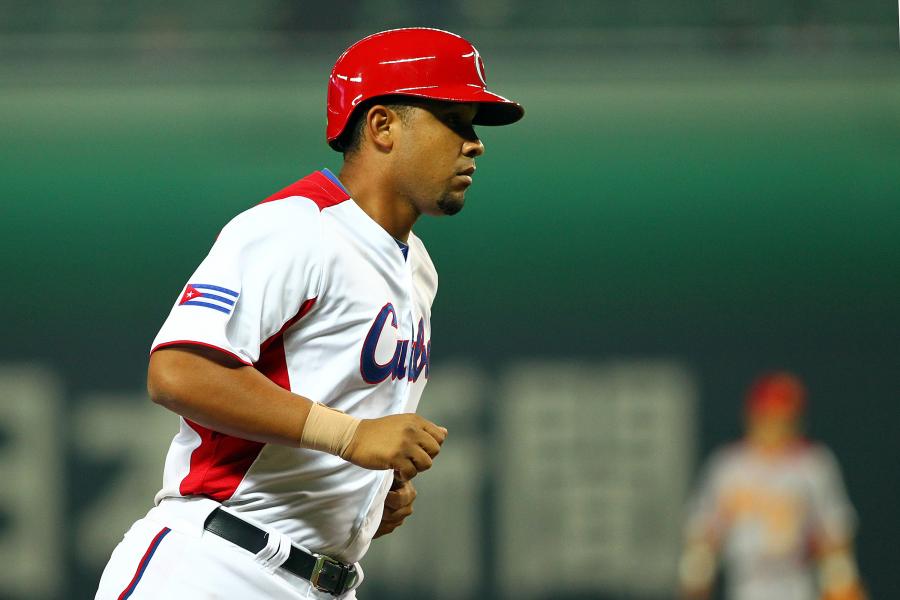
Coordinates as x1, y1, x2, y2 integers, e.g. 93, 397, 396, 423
95, 499, 361, 599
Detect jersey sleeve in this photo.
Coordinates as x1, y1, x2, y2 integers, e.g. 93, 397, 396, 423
806, 445, 858, 544
151, 199, 323, 364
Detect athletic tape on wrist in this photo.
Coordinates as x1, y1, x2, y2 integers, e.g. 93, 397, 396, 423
299, 403, 361, 457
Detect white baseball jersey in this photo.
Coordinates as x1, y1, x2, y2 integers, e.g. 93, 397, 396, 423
685, 441, 857, 600
150, 169, 437, 564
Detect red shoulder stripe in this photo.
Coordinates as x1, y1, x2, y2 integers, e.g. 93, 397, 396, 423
260, 170, 350, 211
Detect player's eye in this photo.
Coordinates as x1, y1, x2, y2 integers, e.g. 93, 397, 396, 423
443, 113, 471, 134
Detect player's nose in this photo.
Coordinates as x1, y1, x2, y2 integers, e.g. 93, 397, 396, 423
463, 138, 485, 158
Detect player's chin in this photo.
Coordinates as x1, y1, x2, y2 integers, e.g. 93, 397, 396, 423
436, 196, 465, 216
436, 190, 466, 216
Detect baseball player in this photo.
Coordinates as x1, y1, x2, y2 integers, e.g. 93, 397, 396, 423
678, 372, 867, 600
94, 28, 523, 599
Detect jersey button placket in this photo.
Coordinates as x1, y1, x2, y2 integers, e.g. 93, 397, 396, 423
401, 252, 416, 407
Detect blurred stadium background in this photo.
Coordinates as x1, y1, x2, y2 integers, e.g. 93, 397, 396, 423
1, 1, 898, 599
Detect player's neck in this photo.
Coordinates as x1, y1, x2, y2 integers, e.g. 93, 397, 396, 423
746, 432, 802, 457
338, 162, 418, 242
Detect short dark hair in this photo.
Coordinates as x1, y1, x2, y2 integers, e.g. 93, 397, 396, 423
336, 95, 416, 155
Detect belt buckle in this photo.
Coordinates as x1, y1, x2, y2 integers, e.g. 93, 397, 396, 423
310, 554, 355, 595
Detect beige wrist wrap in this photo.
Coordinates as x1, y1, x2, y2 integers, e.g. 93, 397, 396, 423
299, 403, 361, 458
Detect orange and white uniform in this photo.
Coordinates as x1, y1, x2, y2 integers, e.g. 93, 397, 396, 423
684, 441, 858, 600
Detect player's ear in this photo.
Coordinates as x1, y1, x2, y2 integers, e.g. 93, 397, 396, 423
365, 105, 396, 153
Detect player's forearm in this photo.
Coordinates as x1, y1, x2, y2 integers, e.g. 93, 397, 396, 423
817, 542, 866, 600
148, 346, 446, 479
148, 346, 313, 447
678, 539, 716, 600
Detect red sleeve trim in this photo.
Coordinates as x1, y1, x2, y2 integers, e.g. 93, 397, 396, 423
150, 340, 252, 366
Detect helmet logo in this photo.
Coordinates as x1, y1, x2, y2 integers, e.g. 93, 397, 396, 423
463, 49, 487, 87
475, 51, 487, 86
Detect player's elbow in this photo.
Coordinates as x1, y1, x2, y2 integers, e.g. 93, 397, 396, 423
147, 350, 189, 411
148, 378, 177, 410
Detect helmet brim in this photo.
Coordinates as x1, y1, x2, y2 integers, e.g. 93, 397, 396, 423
474, 100, 525, 126
375, 85, 524, 126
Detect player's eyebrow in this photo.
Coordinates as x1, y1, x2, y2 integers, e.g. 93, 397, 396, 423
444, 103, 477, 120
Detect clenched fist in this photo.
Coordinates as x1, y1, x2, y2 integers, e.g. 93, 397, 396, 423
340, 413, 447, 481
374, 478, 417, 538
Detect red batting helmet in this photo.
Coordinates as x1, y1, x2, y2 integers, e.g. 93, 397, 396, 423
745, 372, 807, 417
326, 27, 524, 150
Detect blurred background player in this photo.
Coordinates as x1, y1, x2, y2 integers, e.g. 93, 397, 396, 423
679, 372, 866, 600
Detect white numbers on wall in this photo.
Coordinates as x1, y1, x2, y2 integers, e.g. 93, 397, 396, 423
0, 366, 64, 599
0, 360, 696, 600
73, 393, 176, 571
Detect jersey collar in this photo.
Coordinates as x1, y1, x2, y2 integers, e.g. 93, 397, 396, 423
322, 168, 409, 262
320, 168, 350, 195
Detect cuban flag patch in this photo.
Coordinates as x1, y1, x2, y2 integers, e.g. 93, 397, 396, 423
178, 283, 239, 315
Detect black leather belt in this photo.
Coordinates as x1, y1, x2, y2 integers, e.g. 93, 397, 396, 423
203, 507, 357, 596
